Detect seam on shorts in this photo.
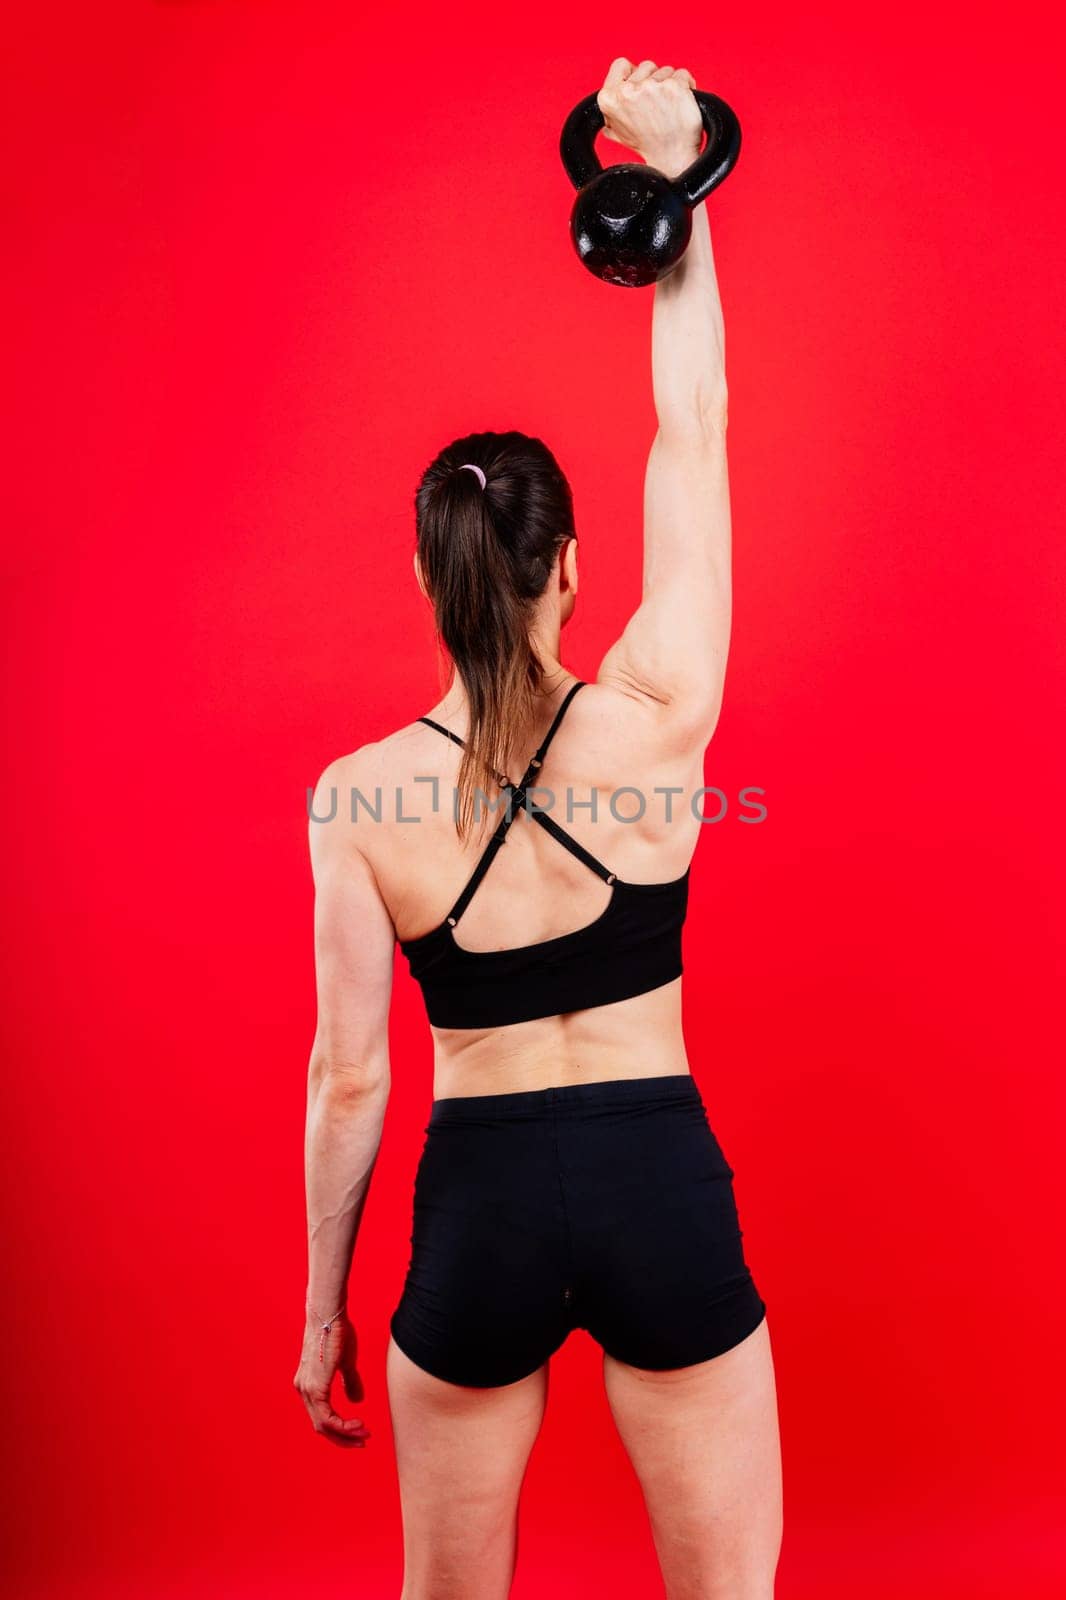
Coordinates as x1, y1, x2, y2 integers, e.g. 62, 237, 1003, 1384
548, 1097, 578, 1294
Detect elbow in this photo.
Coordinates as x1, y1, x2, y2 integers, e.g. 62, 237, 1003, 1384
698, 384, 728, 434
658, 386, 728, 444
309, 1053, 390, 1107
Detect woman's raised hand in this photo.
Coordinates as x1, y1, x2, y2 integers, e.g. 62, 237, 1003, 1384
596, 58, 704, 171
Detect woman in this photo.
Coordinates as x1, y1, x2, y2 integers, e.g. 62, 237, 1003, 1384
294, 57, 783, 1600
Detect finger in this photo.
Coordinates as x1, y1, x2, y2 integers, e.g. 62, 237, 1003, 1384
311, 1396, 371, 1442
330, 1412, 372, 1439
341, 1358, 365, 1404
628, 60, 659, 86
320, 1425, 369, 1449
675, 67, 697, 89
652, 65, 674, 80
602, 57, 634, 89
303, 1387, 369, 1433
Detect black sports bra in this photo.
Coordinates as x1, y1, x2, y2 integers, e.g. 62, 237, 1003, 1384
398, 679, 689, 1029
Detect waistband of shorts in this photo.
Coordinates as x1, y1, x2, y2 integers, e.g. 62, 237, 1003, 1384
428, 1072, 701, 1125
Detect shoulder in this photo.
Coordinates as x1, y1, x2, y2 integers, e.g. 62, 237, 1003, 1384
572, 674, 710, 762
310, 742, 377, 823
310, 717, 435, 803
308, 717, 446, 866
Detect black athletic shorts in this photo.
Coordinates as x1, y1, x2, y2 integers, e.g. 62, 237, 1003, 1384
390, 1072, 767, 1387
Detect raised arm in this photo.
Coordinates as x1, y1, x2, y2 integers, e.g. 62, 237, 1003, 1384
595, 60, 733, 744
293, 754, 393, 1447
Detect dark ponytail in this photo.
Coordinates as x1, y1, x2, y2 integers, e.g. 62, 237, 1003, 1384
414, 430, 575, 836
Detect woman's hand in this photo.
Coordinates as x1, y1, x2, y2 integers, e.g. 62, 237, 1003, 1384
293, 1305, 372, 1448
597, 57, 704, 174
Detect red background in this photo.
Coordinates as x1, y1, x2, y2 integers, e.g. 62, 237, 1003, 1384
4, 3, 1064, 1596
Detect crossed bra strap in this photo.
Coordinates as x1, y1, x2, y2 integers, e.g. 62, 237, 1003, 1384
417, 679, 616, 927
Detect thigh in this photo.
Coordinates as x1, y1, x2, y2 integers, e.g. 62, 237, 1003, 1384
387, 1337, 549, 1600
603, 1316, 783, 1600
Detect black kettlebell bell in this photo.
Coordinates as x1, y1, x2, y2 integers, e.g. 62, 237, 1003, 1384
560, 89, 742, 287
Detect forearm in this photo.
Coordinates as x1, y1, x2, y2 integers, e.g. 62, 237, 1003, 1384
648, 146, 727, 430
303, 1064, 390, 1316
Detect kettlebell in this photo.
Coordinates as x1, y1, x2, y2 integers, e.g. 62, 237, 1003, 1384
560, 89, 742, 287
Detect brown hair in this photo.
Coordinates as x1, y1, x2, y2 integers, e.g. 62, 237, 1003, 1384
414, 430, 576, 836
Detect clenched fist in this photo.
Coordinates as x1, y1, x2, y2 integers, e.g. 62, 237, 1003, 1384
596, 58, 704, 171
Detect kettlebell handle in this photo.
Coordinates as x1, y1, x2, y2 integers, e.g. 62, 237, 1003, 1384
560, 88, 741, 208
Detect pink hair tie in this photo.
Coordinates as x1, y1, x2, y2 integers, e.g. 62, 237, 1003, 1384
458, 463, 486, 489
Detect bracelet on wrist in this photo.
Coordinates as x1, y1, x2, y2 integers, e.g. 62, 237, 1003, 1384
306, 1295, 347, 1362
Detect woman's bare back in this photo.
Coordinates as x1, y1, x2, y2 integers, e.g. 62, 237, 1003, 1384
318, 673, 711, 1097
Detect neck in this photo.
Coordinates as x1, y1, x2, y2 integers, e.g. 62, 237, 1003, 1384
436, 636, 573, 727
